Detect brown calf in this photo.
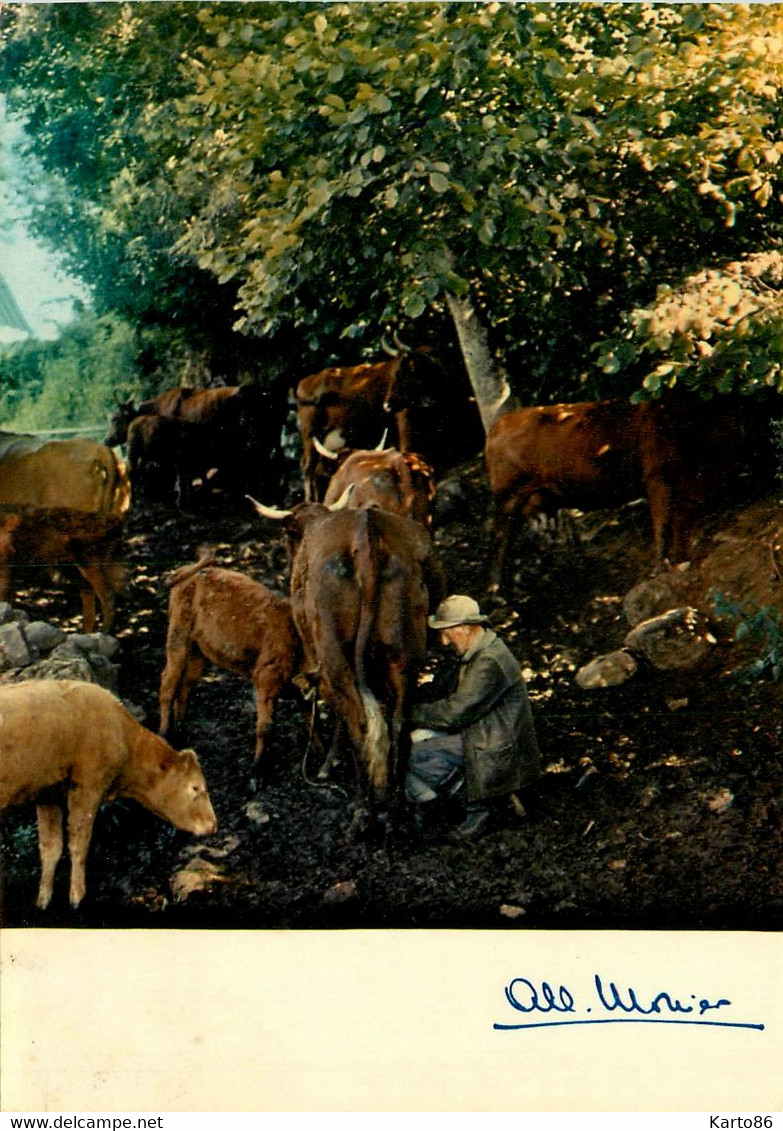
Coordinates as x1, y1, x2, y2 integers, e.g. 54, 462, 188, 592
0, 504, 126, 632
0, 679, 217, 908
158, 554, 304, 787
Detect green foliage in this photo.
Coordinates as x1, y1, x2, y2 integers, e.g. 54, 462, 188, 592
0, 309, 138, 432
2, 2, 782, 400
713, 592, 783, 683
598, 251, 783, 400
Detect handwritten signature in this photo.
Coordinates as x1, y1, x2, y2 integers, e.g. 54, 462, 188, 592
494, 975, 764, 1031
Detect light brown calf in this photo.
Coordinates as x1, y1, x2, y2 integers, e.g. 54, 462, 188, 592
0, 679, 217, 909
158, 555, 303, 787
0, 504, 126, 632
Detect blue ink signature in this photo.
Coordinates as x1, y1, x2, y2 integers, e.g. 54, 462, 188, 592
494, 975, 764, 1031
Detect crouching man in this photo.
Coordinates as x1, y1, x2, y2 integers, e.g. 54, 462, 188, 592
406, 594, 541, 841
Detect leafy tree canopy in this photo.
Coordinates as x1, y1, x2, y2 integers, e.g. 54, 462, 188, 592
1, 2, 782, 404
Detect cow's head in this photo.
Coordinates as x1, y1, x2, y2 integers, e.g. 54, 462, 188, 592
247, 484, 355, 563
106, 397, 138, 447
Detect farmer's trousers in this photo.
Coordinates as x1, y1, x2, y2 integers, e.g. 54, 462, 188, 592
405, 731, 464, 804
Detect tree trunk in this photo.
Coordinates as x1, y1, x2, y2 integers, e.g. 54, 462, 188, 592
445, 291, 513, 436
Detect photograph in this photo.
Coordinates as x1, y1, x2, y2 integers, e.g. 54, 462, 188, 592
0, 0, 781, 1113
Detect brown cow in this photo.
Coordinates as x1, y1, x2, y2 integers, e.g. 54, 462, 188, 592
251, 496, 444, 832
158, 554, 304, 788
0, 679, 217, 908
0, 504, 125, 632
0, 433, 130, 516
485, 395, 758, 587
320, 444, 436, 527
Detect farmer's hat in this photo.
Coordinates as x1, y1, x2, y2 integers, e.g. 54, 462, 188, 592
428, 594, 489, 630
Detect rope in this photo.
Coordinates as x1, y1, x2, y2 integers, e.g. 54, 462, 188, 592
299, 691, 348, 799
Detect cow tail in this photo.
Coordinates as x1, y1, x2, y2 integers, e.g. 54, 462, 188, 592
165, 552, 216, 589
353, 509, 390, 796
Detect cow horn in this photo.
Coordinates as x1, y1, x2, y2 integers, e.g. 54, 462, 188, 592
327, 483, 355, 510
313, 436, 340, 460
375, 429, 389, 452
392, 329, 410, 352
380, 334, 398, 358
246, 494, 292, 521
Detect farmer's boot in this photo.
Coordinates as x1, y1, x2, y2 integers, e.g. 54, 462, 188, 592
451, 800, 494, 842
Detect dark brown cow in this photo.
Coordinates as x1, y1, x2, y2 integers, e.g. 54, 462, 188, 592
296, 359, 413, 501
250, 497, 444, 831
106, 384, 286, 506
126, 414, 181, 502
0, 433, 130, 517
485, 395, 759, 586
158, 554, 304, 788
0, 679, 217, 908
295, 343, 480, 502
0, 504, 125, 632
105, 386, 198, 446
320, 444, 436, 527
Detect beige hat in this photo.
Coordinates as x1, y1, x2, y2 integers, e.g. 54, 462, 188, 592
428, 594, 489, 630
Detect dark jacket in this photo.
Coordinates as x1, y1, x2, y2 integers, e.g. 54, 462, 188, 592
411, 629, 540, 802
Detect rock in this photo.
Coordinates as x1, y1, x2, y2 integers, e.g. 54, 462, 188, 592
704, 787, 734, 814
65, 633, 120, 659
0, 603, 18, 626
575, 649, 637, 689
0, 603, 28, 627
13, 643, 119, 691
24, 621, 67, 656
182, 836, 240, 860
0, 622, 31, 671
624, 606, 716, 671
244, 801, 271, 825
323, 879, 358, 904
624, 576, 684, 626
170, 859, 228, 902
15, 654, 99, 684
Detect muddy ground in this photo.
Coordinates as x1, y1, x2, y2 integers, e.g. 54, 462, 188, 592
1, 460, 782, 930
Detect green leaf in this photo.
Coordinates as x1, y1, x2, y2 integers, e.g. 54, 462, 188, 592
429, 171, 449, 194
403, 292, 426, 319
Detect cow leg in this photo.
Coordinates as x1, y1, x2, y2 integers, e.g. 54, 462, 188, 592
644, 477, 674, 562
77, 565, 114, 633
301, 443, 315, 503
248, 684, 280, 791
35, 804, 64, 910
174, 652, 206, 725
490, 490, 525, 589
66, 793, 99, 909
0, 565, 11, 610
159, 634, 204, 735
394, 409, 411, 452
317, 718, 345, 780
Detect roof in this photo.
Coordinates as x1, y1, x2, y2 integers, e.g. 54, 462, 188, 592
0, 271, 32, 335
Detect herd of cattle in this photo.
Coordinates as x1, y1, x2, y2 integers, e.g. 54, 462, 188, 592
0, 341, 774, 907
